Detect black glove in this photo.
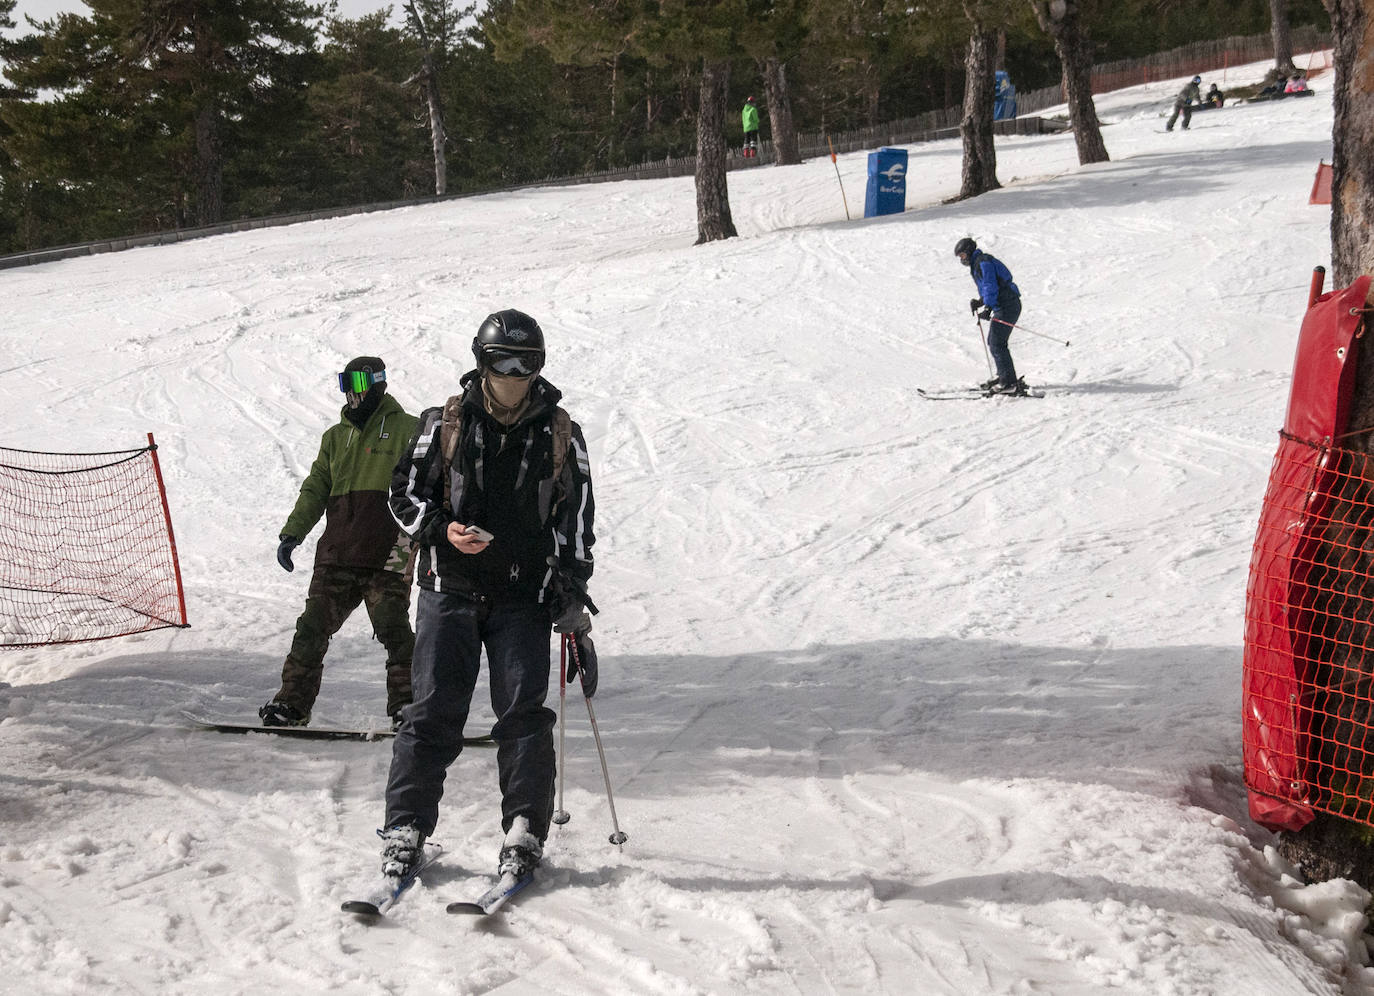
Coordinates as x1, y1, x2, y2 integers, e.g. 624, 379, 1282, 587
276, 535, 300, 573
977, 307, 992, 321
969, 298, 983, 315
566, 632, 598, 698
552, 596, 590, 635
548, 563, 595, 633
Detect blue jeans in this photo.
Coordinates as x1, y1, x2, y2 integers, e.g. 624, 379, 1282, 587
384, 589, 555, 840
988, 297, 1022, 385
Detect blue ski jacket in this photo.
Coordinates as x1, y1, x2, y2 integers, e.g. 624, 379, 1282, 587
968, 250, 1020, 312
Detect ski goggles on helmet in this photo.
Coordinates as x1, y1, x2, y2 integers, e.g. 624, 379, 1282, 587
482, 348, 543, 377
337, 368, 386, 394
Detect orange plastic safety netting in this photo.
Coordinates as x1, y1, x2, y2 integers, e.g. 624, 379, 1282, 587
1245, 431, 1374, 830
0, 438, 188, 648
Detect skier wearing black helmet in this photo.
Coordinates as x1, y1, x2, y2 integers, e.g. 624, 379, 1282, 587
957, 238, 1026, 395
1167, 76, 1203, 131
378, 309, 597, 889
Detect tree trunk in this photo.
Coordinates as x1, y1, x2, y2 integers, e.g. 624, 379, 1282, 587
1031, 0, 1110, 166
864, 60, 880, 126
191, 19, 222, 226
1271, 0, 1296, 74
422, 53, 447, 196
193, 103, 222, 226
608, 52, 619, 165
762, 57, 800, 166
404, 1, 447, 196
694, 58, 736, 244
1325, 0, 1374, 290
958, 29, 999, 200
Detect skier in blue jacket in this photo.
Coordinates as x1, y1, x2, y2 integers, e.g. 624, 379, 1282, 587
955, 237, 1026, 395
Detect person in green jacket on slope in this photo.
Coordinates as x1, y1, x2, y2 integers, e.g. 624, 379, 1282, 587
742, 96, 760, 158
260, 356, 419, 729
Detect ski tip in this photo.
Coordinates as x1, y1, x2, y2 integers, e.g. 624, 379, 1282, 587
341, 900, 382, 916
446, 901, 488, 915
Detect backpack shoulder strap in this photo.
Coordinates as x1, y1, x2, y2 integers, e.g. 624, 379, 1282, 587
440, 394, 464, 510
550, 406, 572, 482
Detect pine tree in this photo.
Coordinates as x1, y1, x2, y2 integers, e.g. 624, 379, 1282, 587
1028, 0, 1109, 166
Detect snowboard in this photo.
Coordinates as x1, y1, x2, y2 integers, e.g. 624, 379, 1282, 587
183, 712, 494, 745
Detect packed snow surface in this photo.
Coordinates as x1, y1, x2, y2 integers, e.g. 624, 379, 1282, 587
2, 57, 1371, 994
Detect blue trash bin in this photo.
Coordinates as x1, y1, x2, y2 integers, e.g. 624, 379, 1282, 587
864, 147, 908, 218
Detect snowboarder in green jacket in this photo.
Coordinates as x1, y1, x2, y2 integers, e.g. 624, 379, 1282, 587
261, 356, 419, 729
742, 96, 760, 158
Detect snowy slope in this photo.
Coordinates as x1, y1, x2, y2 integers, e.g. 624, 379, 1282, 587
3, 58, 1372, 994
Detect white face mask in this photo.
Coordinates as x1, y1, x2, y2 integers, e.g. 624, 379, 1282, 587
485, 372, 533, 408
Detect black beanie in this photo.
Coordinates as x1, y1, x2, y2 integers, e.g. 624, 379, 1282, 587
344, 355, 386, 375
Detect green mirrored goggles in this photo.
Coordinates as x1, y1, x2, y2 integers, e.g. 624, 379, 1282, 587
338, 369, 385, 394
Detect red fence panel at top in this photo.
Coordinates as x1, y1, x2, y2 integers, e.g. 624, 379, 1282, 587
1243, 275, 1370, 832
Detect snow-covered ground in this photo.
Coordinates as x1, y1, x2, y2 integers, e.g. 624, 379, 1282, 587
3, 57, 1370, 994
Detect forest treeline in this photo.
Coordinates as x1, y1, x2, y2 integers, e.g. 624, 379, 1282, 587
0, 0, 1330, 255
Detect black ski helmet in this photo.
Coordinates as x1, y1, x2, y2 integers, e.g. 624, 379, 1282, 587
472, 309, 546, 376
954, 237, 977, 260
1192, 75, 1201, 84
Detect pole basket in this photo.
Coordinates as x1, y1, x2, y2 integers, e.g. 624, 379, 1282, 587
0, 433, 189, 648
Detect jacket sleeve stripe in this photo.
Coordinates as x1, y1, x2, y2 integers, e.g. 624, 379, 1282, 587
390, 409, 444, 540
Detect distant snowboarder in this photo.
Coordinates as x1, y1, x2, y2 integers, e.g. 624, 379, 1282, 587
956, 237, 1026, 395
1167, 76, 1202, 131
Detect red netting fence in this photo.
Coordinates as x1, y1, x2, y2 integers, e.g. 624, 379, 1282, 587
1245, 432, 1374, 831
0, 434, 188, 648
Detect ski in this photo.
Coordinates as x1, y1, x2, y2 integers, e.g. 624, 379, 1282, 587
446, 870, 534, 916
341, 841, 444, 917
183, 712, 494, 746
916, 385, 987, 398
917, 386, 1045, 401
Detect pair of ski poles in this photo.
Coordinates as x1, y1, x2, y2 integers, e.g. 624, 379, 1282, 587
974, 313, 1071, 379
552, 630, 629, 848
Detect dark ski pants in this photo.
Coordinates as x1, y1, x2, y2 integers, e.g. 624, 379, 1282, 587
1166, 101, 1192, 130
988, 296, 1022, 386
275, 564, 414, 716
384, 589, 555, 842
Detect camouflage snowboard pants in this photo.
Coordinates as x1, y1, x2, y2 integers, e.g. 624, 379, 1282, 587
274, 565, 414, 718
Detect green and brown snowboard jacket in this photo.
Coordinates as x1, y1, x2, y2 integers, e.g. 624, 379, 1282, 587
282, 392, 418, 574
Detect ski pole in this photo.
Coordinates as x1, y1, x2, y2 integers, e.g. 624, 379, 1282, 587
552, 636, 570, 827
566, 633, 628, 847
975, 316, 995, 380
1002, 320, 1070, 347
827, 136, 850, 221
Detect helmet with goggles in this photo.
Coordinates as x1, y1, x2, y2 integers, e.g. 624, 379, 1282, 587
338, 356, 387, 403
472, 309, 546, 377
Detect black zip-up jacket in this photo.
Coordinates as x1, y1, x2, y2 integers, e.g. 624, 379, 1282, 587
389, 372, 595, 602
